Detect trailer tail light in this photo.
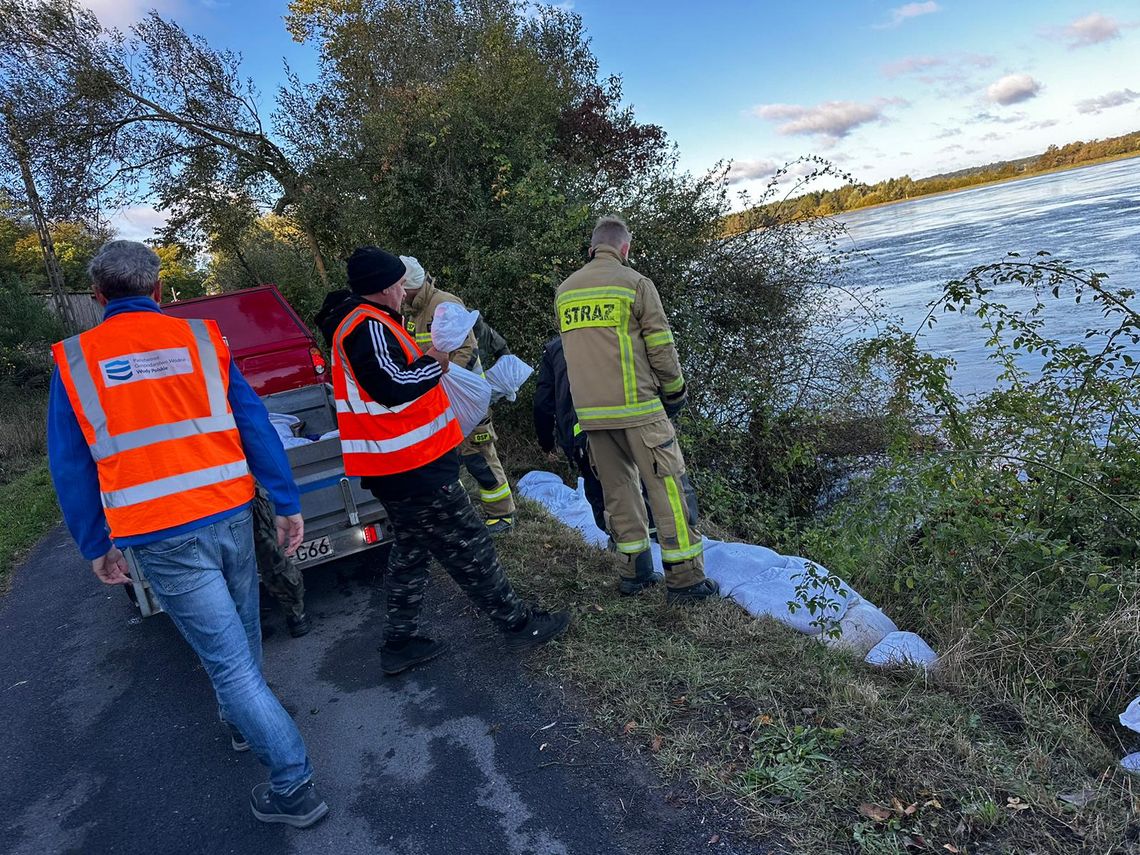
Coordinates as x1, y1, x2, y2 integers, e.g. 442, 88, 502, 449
361, 524, 380, 544
310, 346, 327, 375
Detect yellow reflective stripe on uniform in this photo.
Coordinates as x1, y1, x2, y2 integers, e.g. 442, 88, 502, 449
415, 333, 433, 346
616, 300, 637, 404
555, 286, 635, 306
644, 330, 674, 347
479, 483, 512, 502
662, 376, 685, 394
615, 538, 650, 554
664, 475, 691, 553
572, 422, 582, 436
101, 460, 250, 509
576, 399, 664, 421
661, 541, 704, 563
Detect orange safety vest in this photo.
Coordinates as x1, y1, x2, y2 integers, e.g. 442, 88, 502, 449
331, 302, 462, 476
52, 312, 255, 539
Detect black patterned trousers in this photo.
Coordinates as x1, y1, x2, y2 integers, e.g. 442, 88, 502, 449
375, 481, 529, 644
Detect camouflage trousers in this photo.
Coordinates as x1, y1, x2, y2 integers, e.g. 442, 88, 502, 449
252, 484, 306, 619
375, 480, 529, 645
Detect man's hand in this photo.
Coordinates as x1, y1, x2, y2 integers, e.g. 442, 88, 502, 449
92, 547, 131, 585
663, 387, 688, 419
276, 513, 305, 557
546, 450, 561, 463
426, 346, 451, 373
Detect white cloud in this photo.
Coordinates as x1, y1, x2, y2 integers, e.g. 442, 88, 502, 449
726, 158, 780, 185
752, 99, 904, 143
882, 55, 945, 78
1025, 118, 1060, 130
111, 205, 169, 242
1055, 13, 1122, 48
873, 2, 941, 30
80, 0, 180, 29
986, 74, 1042, 106
1075, 88, 1140, 114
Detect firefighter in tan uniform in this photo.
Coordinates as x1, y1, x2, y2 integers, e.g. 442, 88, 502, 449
556, 215, 719, 602
400, 256, 516, 534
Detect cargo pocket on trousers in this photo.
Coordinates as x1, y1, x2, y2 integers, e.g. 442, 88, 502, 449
640, 420, 686, 480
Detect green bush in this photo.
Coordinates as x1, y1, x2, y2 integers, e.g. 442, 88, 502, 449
0, 273, 65, 387
804, 254, 1140, 720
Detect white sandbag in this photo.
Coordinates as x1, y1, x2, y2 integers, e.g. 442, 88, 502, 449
269, 412, 312, 448
516, 470, 858, 634
442, 363, 493, 436
1121, 753, 1140, 774
822, 600, 899, 657
1120, 696, 1140, 733
485, 354, 534, 402
865, 631, 938, 669
431, 302, 480, 352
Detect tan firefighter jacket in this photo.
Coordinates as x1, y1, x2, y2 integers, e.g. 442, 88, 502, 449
404, 276, 481, 372
555, 244, 685, 431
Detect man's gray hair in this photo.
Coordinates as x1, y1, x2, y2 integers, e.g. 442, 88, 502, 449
590, 214, 631, 250
88, 240, 161, 300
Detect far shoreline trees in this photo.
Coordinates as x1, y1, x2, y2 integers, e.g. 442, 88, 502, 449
723, 130, 1140, 234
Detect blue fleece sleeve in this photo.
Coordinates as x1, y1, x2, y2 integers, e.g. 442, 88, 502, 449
47, 368, 113, 560
228, 361, 301, 516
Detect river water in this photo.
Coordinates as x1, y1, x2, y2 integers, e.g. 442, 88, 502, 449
840, 157, 1140, 395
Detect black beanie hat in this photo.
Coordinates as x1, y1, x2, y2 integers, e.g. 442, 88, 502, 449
346, 246, 406, 295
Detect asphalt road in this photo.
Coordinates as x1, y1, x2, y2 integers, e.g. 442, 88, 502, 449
1, 527, 767, 855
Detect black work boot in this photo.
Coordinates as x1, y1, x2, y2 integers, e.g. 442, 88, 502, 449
286, 613, 312, 638
618, 550, 664, 597
485, 516, 515, 536
250, 781, 329, 828
504, 609, 571, 652
666, 577, 721, 605
380, 636, 448, 675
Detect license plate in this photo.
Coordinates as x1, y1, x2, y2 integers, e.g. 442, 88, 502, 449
294, 536, 333, 565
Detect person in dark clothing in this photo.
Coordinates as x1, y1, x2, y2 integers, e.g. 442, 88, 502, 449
315, 255, 570, 677
533, 335, 608, 532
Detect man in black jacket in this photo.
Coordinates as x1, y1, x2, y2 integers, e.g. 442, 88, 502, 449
533, 335, 607, 532
316, 249, 570, 676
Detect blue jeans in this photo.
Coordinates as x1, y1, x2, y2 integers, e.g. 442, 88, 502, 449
132, 506, 313, 794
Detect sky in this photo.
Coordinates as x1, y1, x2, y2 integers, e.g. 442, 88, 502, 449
84, 0, 1140, 237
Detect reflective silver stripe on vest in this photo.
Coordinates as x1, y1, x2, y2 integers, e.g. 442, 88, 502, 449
90, 414, 238, 461
340, 409, 456, 456
62, 320, 233, 461
335, 397, 416, 415
188, 319, 229, 418
101, 460, 250, 510
61, 334, 110, 442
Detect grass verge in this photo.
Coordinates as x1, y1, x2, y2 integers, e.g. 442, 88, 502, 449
0, 464, 59, 595
498, 494, 1139, 854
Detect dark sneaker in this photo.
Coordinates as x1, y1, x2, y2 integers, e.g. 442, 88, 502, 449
504, 609, 571, 652
250, 781, 329, 828
666, 578, 721, 605
618, 550, 663, 597
286, 613, 312, 638
228, 723, 250, 753
485, 516, 515, 536
380, 636, 448, 675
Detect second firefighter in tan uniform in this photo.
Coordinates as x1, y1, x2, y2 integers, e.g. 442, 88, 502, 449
556, 215, 718, 602
400, 256, 516, 534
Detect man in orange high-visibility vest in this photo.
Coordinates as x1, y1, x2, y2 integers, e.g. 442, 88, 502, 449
47, 240, 328, 828
315, 247, 570, 677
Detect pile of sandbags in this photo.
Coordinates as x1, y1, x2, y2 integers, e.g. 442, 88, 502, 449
517, 471, 938, 669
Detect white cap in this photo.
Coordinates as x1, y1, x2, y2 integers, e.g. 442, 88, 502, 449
400, 255, 426, 289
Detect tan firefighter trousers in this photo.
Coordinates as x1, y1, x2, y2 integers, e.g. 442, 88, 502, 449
459, 420, 515, 518
586, 417, 705, 587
